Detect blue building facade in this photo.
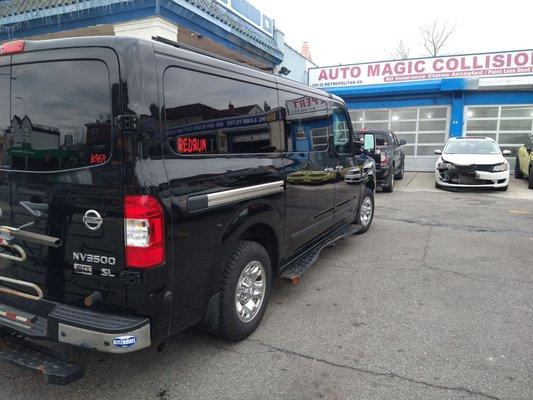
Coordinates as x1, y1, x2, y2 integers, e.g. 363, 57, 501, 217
0, 0, 311, 82
310, 51, 533, 170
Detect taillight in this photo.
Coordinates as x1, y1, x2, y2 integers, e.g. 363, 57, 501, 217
0, 41, 25, 56
380, 152, 389, 166
124, 195, 165, 269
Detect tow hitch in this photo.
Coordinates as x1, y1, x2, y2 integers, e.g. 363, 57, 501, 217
0, 331, 84, 385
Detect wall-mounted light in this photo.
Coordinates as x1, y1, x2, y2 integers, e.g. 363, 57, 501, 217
279, 66, 291, 76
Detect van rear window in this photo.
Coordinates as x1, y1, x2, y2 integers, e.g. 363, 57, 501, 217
0, 60, 111, 171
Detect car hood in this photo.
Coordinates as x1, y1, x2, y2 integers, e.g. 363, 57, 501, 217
440, 153, 506, 165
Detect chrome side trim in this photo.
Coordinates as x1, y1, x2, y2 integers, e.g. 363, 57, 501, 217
206, 181, 285, 208
0, 275, 43, 301
58, 322, 151, 354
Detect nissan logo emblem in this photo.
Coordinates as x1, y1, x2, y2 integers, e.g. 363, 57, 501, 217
83, 210, 103, 231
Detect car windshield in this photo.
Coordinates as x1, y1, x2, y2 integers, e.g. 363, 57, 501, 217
444, 140, 500, 155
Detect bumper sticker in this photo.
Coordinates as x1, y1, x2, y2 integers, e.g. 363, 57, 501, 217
113, 336, 137, 348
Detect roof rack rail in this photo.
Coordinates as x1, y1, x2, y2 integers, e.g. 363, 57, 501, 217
151, 35, 270, 71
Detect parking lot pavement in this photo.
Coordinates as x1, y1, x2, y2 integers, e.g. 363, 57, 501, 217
1, 189, 532, 400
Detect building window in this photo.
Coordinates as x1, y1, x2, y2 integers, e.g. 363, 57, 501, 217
464, 105, 533, 156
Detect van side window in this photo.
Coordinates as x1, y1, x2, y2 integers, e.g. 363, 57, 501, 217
0, 61, 112, 171
331, 106, 352, 154
164, 68, 281, 155
278, 91, 329, 152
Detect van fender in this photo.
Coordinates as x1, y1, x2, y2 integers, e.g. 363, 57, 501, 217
199, 200, 283, 330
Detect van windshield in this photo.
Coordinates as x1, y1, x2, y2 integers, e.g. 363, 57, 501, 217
0, 61, 112, 171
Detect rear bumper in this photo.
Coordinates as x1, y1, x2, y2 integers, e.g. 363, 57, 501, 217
0, 297, 150, 353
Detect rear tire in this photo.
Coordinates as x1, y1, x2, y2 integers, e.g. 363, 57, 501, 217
382, 169, 394, 192
395, 160, 404, 180
356, 186, 374, 234
214, 240, 272, 341
515, 158, 524, 179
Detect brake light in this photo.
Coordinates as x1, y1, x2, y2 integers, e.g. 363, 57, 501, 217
380, 152, 389, 166
124, 195, 165, 269
0, 41, 25, 56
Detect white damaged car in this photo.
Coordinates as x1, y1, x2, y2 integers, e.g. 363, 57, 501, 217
434, 137, 511, 191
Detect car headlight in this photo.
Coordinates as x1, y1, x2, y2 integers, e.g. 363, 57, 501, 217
492, 163, 508, 172
437, 162, 455, 171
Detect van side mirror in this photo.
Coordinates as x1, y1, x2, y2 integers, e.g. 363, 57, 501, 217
434, 149, 442, 155
502, 149, 511, 156
363, 133, 375, 155
399, 139, 407, 146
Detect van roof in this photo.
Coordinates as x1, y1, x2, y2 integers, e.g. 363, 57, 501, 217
5, 36, 341, 103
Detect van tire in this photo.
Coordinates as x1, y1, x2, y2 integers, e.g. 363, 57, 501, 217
515, 158, 524, 179
355, 187, 374, 234
215, 240, 272, 341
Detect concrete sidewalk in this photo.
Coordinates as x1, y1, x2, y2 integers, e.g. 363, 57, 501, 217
395, 172, 533, 200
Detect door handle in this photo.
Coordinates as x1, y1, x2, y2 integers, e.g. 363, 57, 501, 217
324, 167, 334, 173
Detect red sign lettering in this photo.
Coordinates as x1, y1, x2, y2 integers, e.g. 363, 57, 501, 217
177, 137, 208, 154
90, 153, 107, 164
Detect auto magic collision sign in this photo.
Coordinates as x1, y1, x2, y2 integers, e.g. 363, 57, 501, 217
308, 50, 533, 88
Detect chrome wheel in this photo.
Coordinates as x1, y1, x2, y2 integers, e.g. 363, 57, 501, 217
360, 196, 373, 227
235, 260, 266, 323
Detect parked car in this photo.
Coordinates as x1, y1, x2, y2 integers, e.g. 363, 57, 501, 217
356, 129, 405, 192
434, 137, 510, 191
0, 37, 377, 384
515, 134, 533, 189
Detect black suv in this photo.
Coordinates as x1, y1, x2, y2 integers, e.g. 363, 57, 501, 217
0, 37, 376, 383
356, 129, 405, 192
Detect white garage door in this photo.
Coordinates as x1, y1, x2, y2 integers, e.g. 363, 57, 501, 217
349, 106, 450, 171
464, 105, 533, 167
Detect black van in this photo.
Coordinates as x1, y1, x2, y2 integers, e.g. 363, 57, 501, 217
0, 37, 376, 383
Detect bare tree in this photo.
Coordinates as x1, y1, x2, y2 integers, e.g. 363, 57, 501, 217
390, 39, 410, 60
421, 20, 455, 57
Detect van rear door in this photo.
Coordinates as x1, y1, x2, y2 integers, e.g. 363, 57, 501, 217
0, 47, 126, 309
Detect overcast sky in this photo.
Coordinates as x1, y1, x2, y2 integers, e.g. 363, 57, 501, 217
251, 0, 532, 66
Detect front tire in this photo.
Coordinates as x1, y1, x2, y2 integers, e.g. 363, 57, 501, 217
496, 185, 508, 191
515, 158, 524, 179
529, 165, 533, 189
356, 186, 374, 234
215, 240, 272, 341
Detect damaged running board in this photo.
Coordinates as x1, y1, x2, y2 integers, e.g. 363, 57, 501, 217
280, 224, 361, 284
0, 334, 84, 385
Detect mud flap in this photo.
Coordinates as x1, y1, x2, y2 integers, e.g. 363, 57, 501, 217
0, 334, 84, 385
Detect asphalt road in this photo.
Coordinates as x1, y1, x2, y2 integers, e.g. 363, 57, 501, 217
1, 182, 532, 400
